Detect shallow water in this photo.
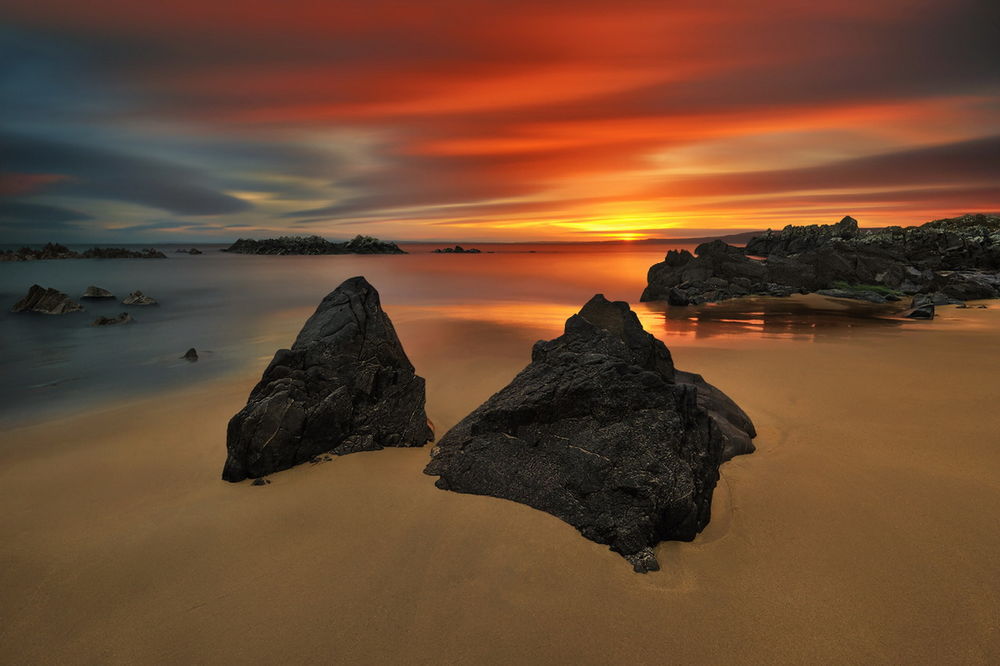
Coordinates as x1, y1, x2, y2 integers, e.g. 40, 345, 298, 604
0, 241, 905, 428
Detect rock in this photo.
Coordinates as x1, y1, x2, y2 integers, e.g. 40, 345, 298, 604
0, 244, 166, 261
433, 245, 482, 254
175, 248, 203, 255
10, 285, 83, 314
816, 288, 887, 303
424, 294, 755, 572
82, 285, 115, 299
223, 235, 405, 255
222, 276, 433, 482
183, 348, 198, 362
904, 295, 936, 319
92, 312, 133, 326
250, 478, 270, 486
121, 291, 157, 305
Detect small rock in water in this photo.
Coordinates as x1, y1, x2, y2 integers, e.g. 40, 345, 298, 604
122, 290, 157, 305
11, 285, 83, 314
182, 348, 198, 362
82, 285, 115, 299
250, 478, 270, 486
93, 312, 133, 326
904, 295, 936, 319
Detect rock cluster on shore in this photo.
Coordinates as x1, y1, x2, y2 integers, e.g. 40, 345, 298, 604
642, 214, 1000, 308
222, 276, 433, 482
0, 243, 166, 261
223, 235, 405, 255
424, 294, 755, 572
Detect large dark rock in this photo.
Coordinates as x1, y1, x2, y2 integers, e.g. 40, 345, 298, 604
424, 295, 755, 572
223, 235, 405, 255
11, 285, 83, 314
223, 276, 432, 482
643, 213, 1000, 306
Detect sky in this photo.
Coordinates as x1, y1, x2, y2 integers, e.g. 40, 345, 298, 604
1, 0, 998, 243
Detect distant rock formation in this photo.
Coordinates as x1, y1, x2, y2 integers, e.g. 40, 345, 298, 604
223, 235, 405, 255
223, 276, 433, 482
433, 245, 482, 254
82, 286, 115, 299
424, 295, 755, 572
642, 214, 1000, 307
11, 285, 84, 314
182, 348, 199, 361
93, 312, 133, 326
121, 291, 157, 305
175, 248, 203, 255
0, 244, 166, 261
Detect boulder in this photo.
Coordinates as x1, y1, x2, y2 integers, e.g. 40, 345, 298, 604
92, 312, 133, 326
223, 276, 433, 482
10, 285, 83, 314
424, 295, 755, 572
82, 286, 115, 299
183, 348, 198, 362
904, 295, 936, 319
121, 291, 157, 305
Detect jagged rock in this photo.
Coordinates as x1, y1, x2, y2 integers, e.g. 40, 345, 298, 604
222, 276, 433, 482
121, 291, 157, 305
223, 235, 405, 255
643, 213, 1000, 306
82, 286, 115, 299
92, 312, 133, 326
183, 348, 198, 362
424, 295, 755, 572
10, 285, 83, 314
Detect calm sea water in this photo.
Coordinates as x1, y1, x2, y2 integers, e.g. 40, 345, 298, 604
0, 241, 897, 428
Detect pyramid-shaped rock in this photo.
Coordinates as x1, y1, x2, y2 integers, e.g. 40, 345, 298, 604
223, 276, 432, 482
424, 295, 755, 572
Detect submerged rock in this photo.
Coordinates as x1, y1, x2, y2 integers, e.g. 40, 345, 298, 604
183, 348, 199, 362
82, 285, 115, 299
222, 276, 433, 482
433, 245, 482, 254
121, 291, 157, 305
92, 312, 133, 326
10, 285, 83, 314
424, 295, 755, 572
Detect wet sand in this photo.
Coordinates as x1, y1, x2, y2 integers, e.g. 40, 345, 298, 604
1, 299, 999, 663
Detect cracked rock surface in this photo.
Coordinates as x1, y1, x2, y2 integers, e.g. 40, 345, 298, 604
424, 294, 754, 572
223, 276, 432, 482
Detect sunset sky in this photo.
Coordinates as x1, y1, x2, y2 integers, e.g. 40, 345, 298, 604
1, 0, 998, 242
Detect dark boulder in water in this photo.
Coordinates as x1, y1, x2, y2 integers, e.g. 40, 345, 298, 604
10, 285, 83, 314
223, 276, 433, 482
121, 291, 157, 306
92, 312, 133, 326
424, 294, 755, 572
82, 286, 115, 299
183, 348, 199, 362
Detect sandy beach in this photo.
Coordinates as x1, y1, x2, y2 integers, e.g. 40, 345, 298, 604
2, 298, 998, 664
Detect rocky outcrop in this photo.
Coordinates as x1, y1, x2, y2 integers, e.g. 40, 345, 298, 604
424, 295, 755, 572
433, 245, 482, 254
643, 214, 1000, 306
0, 244, 166, 261
175, 248, 203, 255
93, 312, 133, 326
11, 285, 83, 314
82, 286, 115, 299
223, 276, 432, 482
223, 235, 405, 255
122, 291, 157, 305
